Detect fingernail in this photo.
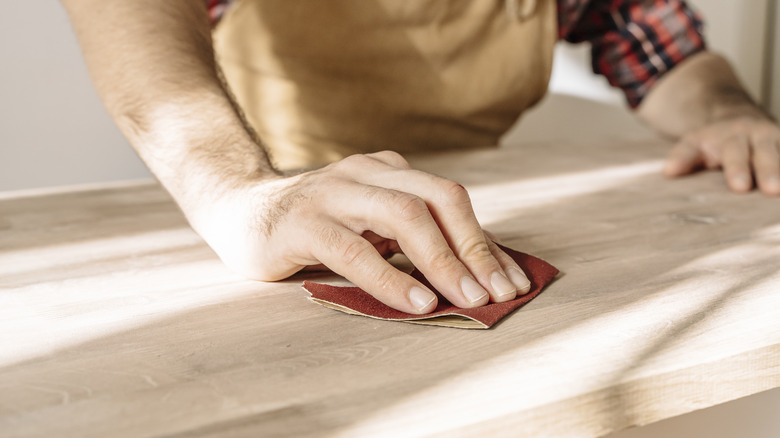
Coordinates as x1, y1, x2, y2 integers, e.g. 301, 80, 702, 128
460, 276, 488, 303
734, 175, 752, 191
507, 267, 531, 294
765, 177, 780, 196
490, 271, 516, 297
409, 286, 436, 311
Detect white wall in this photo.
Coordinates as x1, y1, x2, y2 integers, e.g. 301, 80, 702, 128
0, 1, 150, 192
693, 0, 770, 104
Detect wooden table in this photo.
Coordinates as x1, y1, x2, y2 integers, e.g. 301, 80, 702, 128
2, 97, 779, 437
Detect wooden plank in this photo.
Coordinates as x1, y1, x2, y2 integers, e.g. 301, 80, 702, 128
1, 99, 779, 437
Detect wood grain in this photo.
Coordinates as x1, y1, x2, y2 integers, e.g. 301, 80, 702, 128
1, 97, 779, 438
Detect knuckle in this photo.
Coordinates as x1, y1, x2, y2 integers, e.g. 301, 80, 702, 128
373, 265, 398, 292
338, 238, 373, 266
359, 186, 387, 205
426, 248, 460, 272
375, 150, 410, 168
458, 235, 494, 262
323, 158, 345, 172
308, 167, 344, 189
439, 180, 471, 206
395, 194, 430, 222
337, 154, 374, 170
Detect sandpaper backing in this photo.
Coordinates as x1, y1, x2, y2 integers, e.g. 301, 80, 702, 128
302, 244, 559, 329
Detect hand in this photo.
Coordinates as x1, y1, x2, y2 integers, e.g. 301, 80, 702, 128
664, 116, 780, 196
192, 151, 532, 314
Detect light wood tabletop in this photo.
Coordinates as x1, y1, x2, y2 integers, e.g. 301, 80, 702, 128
2, 97, 779, 437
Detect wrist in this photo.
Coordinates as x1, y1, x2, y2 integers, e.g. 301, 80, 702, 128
184, 173, 291, 264
638, 51, 772, 137
170, 148, 283, 227
708, 94, 773, 124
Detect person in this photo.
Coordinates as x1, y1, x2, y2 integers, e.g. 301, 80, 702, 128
61, 0, 779, 315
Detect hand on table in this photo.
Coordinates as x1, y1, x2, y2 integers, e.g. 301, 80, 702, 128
196, 151, 531, 314
664, 116, 780, 196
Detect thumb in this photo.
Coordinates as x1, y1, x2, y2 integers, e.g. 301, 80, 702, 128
665, 141, 705, 178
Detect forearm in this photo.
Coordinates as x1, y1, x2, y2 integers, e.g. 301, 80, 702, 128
637, 51, 771, 138
61, 0, 277, 218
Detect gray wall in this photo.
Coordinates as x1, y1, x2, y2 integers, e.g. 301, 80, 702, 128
0, 1, 150, 192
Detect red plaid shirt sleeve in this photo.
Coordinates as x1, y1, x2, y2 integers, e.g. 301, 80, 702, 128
559, 0, 707, 108
206, 0, 233, 24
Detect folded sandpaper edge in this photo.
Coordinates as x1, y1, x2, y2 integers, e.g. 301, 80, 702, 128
306, 294, 489, 329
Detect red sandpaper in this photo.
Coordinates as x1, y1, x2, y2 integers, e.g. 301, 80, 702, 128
302, 244, 559, 329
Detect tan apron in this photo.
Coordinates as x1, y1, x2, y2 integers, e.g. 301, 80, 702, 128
214, 0, 557, 170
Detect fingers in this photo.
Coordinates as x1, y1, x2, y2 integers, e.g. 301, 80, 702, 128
751, 136, 780, 196
664, 140, 705, 177
332, 182, 493, 307
320, 152, 533, 309
339, 162, 523, 304
486, 239, 531, 294
481, 231, 531, 294
312, 224, 438, 314
251, 152, 536, 314
665, 119, 780, 196
721, 134, 753, 192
